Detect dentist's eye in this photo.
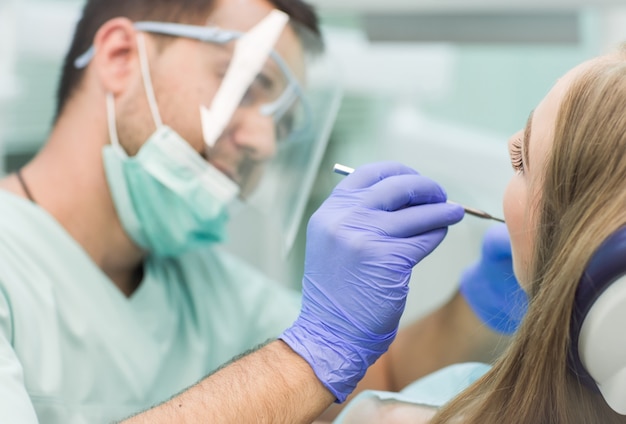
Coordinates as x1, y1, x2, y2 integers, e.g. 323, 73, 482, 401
510, 137, 524, 173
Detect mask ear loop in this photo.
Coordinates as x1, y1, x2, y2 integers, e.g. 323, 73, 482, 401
106, 33, 163, 157
106, 93, 126, 156
136, 32, 163, 129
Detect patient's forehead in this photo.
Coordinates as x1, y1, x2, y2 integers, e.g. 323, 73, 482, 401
528, 56, 600, 157
551, 54, 615, 93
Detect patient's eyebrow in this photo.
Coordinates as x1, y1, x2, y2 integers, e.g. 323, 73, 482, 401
523, 111, 534, 170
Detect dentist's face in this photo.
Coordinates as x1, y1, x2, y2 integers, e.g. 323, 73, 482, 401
503, 60, 592, 287
118, 0, 305, 191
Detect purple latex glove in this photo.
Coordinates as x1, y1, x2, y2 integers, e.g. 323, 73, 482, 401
459, 223, 528, 335
280, 162, 464, 402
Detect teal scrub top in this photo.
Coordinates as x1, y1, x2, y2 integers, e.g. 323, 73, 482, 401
0, 191, 301, 423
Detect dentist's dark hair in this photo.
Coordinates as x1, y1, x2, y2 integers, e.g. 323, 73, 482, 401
55, 0, 320, 121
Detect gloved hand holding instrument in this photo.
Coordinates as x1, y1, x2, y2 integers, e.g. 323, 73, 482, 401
280, 161, 465, 402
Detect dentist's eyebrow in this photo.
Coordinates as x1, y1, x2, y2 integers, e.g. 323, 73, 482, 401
523, 110, 534, 170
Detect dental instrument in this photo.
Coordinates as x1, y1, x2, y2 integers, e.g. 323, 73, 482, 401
333, 163, 505, 223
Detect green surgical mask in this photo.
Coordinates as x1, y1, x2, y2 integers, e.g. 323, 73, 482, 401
101, 32, 241, 257
103, 123, 240, 257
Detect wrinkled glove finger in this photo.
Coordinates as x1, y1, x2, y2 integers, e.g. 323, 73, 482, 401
375, 202, 464, 238
359, 174, 448, 211
402, 227, 450, 264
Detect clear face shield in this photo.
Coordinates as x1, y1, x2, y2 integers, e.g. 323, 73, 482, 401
75, 10, 342, 255
126, 11, 340, 255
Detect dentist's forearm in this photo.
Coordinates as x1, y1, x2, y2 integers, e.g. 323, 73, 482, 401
122, 340, 334, 424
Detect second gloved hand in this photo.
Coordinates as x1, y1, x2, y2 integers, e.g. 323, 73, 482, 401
459, 223, 528, 334
280, 162, 464, 402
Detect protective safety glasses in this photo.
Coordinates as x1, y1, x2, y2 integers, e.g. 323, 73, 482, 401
75, 19, 311, 145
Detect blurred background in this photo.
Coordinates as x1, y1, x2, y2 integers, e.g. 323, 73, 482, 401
2, 0, 625, 323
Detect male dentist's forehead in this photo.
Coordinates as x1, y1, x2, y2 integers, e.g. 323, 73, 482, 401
207, 0, 281, 31
206, 0, 307, 82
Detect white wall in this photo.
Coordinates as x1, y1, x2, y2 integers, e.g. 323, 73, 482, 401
599, 6, 626, 53
310, 0, 622, 12
0, 0, 18, 175
14, 1, 81, 60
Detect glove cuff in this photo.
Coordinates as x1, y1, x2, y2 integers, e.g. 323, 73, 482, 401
279, 322, 391, 403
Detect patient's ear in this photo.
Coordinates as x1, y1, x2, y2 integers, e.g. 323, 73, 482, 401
91, 17, 140, 95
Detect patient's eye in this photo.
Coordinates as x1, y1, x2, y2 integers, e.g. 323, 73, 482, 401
510, 137, 525, 173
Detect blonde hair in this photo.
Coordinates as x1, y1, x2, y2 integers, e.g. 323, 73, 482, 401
431, 48, 626, 424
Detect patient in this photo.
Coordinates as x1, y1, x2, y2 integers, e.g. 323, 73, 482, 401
335, 46, 626, 423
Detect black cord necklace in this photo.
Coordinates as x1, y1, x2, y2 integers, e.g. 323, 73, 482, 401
16, 169, 36, 204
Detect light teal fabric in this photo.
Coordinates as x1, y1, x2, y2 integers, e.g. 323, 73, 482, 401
0, 190, 300, 424
333, 362, 491, 423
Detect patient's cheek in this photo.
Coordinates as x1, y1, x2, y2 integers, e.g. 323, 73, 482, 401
503, 176, 536, 290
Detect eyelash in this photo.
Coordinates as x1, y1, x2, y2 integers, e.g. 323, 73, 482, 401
510, 137, 524, 172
